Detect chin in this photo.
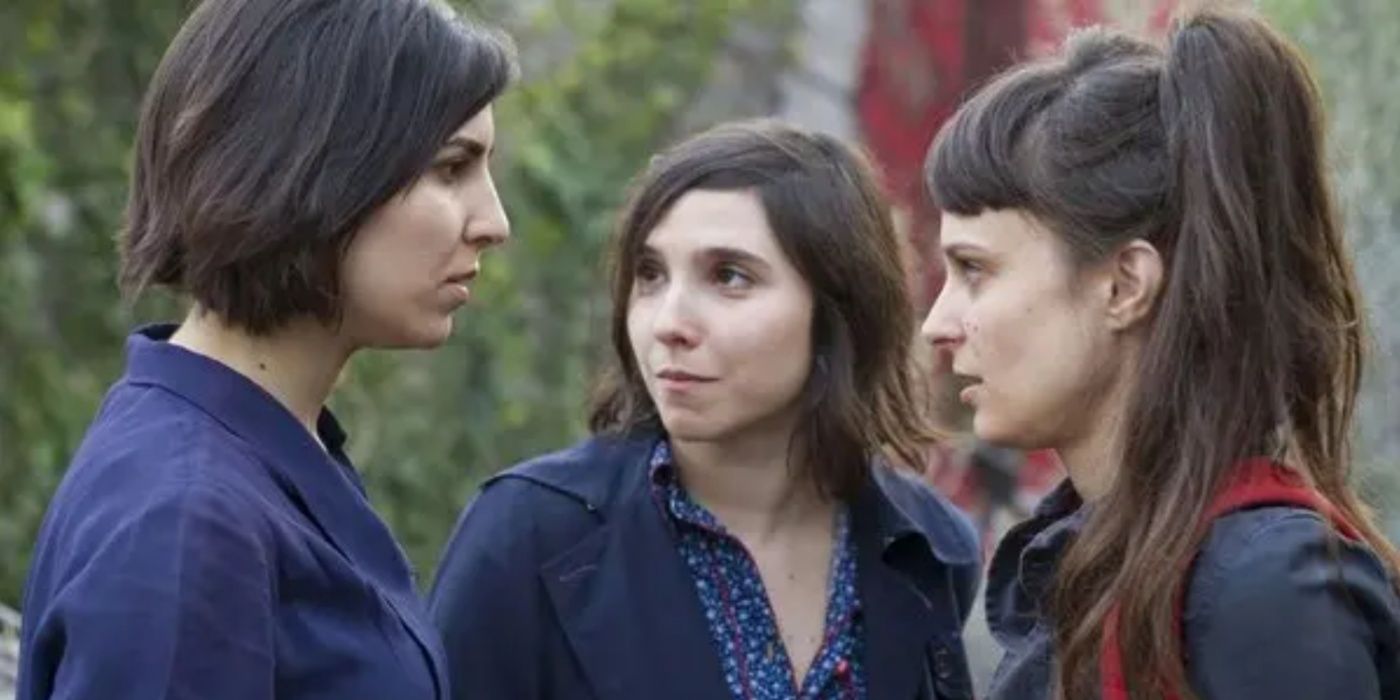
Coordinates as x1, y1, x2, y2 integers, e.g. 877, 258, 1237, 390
657, 411, 729, 443
973, 412, 1057, 453
373, 319, 455, 350
972, 411, 1023, 448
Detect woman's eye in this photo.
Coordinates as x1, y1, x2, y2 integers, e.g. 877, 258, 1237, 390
714, 263, 753, 290
951, 256, 986, 284
634, 260, 665, 292
435, 156, 477, 184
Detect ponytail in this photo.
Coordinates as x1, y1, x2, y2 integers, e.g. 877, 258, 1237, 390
1070, 10, 1400, 699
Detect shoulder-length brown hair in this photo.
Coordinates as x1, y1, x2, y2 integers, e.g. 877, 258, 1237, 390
927, 6, 1400, 700
590, 119, 933, 501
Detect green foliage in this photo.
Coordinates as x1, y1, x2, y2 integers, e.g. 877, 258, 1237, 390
0, 0, 793, 604
5, 0, 1396, 611
1263, 0, 1400, 528
0, 0, 190, 603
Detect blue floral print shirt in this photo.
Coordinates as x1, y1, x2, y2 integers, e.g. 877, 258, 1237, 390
649, 441, 867, 700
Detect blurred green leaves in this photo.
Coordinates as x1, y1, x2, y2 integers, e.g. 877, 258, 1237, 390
0, 0, 792, 603
4, 0, 1397, 608
1264, 0, 1400, 527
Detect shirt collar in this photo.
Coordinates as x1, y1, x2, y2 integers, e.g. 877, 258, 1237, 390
646, 440, 859, 594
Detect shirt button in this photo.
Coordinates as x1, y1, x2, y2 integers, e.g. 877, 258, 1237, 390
835, 659, 850, 677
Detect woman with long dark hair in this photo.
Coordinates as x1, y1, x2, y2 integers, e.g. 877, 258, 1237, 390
922, 6, 1400, 699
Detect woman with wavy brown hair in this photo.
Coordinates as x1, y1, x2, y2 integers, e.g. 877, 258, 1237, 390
430, 119, 981, 700
921, 6, 1400, 700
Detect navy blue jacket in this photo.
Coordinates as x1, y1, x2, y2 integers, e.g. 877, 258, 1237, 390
987, 482, 1400, 699
428, 432, 982, 700
19, 326, 448, 699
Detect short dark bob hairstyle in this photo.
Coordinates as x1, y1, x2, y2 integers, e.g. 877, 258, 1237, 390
121, 0, 516, 333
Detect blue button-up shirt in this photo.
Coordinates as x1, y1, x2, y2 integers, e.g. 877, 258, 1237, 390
985, 480, 1400, 700
648, 441, 867, 700
19, 325, 448, 699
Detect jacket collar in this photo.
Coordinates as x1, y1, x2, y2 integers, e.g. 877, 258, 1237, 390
504, 430, 974, 699
500, 429, 979, 567
534, 432, 730, 699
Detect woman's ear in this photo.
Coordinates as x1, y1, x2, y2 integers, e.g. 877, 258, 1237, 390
1103, 239, 1164, 331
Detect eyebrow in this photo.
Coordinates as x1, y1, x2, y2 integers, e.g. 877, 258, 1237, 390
640, 243, 774, 272
942, 242, 990, 257
441, 136, 492, 158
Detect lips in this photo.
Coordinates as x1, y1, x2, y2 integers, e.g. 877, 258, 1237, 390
441, 268, 478, 305
444, 268, 478, 286
951, 372, 982, 405
656, 368, 716, 384
959, 384, 981, 404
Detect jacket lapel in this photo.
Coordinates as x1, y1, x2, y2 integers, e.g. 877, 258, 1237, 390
855, 477, 975, 700
530, 435, 977, 700
540, 462, 729, 700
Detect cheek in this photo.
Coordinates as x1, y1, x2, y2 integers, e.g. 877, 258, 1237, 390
962, 295, 1033, 370
625, 302, 651, 360
342, 245, 417, 310
403, 194, 464, 258
979, 297, 1106, 427
724, 298, 812, 384
373, 188, 464, 264
339, 243, 393, 309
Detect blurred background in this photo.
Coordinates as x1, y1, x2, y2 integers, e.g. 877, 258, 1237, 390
2, 0, 1398, 694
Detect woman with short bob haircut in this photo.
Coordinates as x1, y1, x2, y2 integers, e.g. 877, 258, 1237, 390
19, 0, 514, 698
430, 119, 982, 700
922, 6, 1400, 700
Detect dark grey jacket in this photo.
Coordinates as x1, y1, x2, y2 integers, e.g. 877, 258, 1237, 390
986, 482, 1400, 699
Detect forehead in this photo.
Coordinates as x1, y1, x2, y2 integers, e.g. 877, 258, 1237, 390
448, 105, 495, 144
645, 189, 782, 257
938, 208, 1052, 253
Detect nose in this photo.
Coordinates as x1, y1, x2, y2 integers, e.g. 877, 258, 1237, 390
920, 287, 965, 354
463, 171, 510, 249
651, 280, 701, 350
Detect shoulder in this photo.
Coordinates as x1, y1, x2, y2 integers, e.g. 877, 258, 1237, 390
429, 434, 659, 629
476, 431, 655, 518
46, 383, 274, 547
27, 444, 278, 621
1181, 506, 1400, 696
66, 381, 273, 498
1191, 505, 1396, 600
435, 433, 656, 571
496, 431, 656, 499
872, 465, 980, 567
21, 465, 280, 700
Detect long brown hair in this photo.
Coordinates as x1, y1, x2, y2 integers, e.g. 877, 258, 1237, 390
926, 7, 1400, 699
591, 119, 933, 501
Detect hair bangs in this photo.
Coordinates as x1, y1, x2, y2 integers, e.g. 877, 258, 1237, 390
925, 67, 1065, 218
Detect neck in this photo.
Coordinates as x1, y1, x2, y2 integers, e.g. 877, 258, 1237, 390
670, 420, 833, 541
1058, 351, 1137, 502
1058, 427, 1118, 503
170, 308, 350, 438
